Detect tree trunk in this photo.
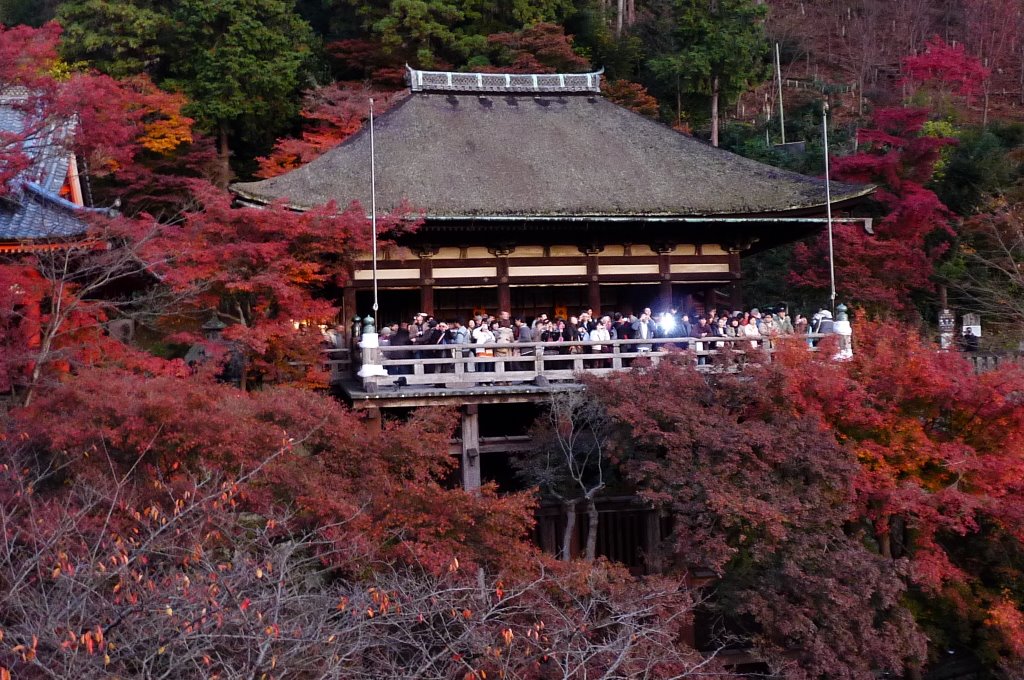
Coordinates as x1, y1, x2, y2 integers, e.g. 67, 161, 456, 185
711, 74, 720, 147
615, 0, 624, 38
626, 0, 635, 26
560, 499, 577, 561
217, 123, 232, 188
584, 497, 599, 561
878, 528, 892, 559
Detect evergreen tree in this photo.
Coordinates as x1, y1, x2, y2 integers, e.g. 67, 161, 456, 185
163, 0, 315, 186
644, 0, 767, 146
55, 0, 169, 78
55, 0, 315, 185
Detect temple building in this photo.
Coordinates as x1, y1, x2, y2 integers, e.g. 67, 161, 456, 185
0, 88, 89, 254
232, 68, 871, 323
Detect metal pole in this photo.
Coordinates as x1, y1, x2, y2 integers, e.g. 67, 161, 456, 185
822, 101, 836, 313
775, 43, 786, 145
369, 98, 379, 317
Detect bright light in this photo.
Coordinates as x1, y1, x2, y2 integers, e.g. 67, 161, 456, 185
659, 312, 676, 334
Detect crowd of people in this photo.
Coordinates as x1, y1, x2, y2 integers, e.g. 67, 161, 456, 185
323, 304, 841, 375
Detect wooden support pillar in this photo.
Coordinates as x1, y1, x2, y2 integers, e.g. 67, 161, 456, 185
460, 405, 481, 492
490, 245, 514, 315
728, 250, 743, 311
497, 258, 511, 315
417, 248, 436, 316
655, 245, 674, 311
342, 287, 356, 329
582, 246, 603, 315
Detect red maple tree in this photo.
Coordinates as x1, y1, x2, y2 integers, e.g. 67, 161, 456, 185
791, 107, 955, 313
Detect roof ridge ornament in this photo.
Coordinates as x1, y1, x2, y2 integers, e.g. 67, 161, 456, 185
405, 65, 604, 94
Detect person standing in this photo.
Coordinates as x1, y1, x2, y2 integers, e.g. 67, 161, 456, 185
514, 317, 535, 373
632, 312, 657, 352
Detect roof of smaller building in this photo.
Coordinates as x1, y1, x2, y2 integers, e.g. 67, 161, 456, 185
232, 69, 872, 220
1, 88, 89, 243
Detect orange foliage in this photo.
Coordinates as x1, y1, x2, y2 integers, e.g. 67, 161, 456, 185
122, 76, 194, 154
602, 80, 660, 119
257, 82, 396, 179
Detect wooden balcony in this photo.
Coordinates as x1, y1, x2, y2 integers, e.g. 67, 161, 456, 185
333, 334, 840, 409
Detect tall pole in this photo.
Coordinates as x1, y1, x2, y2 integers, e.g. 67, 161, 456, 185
775, 43, 786, 145
822, 101, 836, 313
369, 98, 379, 318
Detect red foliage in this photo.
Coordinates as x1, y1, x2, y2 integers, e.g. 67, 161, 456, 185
14, 368, 536, 574
773, 323, 1024, 669
901, 36, 991, 106
0, 24, 195, 200
602, 80, 660, 118
791, 108, 955, 313
148, 182, 417, 385
485, 23, 590, 74
591, 353, 926, 676
257, 82, 396, 179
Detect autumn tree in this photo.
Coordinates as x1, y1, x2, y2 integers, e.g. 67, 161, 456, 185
591, 351, 927, 677
790, 107, 955, 314
256, 82, 395, 180
773, 322, 1024, 675
0, 367, 719, 678
483, 22, 589, 73
644, 0, 767, 146
901, 36, 990, 118
0, 24, 199, 404
514, 390, 612, 562
947, 198, 1024, 339
147, 183, 416, 388
602, 79, 660, 118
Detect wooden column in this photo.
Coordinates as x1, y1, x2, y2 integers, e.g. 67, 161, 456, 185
490, 245, 514, 315
342, 287, 356, 328
655, 243, 674, 312
416, 247, 437, 316
728, 250, 743, 311
460, 405, 481, 492
581, 244, 603, 315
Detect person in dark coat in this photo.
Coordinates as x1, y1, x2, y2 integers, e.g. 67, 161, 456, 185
389, 322, 413, 375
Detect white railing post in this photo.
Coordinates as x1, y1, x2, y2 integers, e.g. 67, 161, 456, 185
356, 319, 388, 392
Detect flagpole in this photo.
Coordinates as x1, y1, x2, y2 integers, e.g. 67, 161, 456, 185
369, 98, 379, 318
822, 101, 836, 314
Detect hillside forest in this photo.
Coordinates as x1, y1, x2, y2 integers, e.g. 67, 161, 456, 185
2, 1, 1024, 678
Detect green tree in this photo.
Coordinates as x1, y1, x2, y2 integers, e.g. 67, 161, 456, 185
644, 0, 767, 146
163, 0, 315, 186
340, 0, 574, 67
0, 0, 58, 26
56, 0, 315, 185
55, 0, 170, 78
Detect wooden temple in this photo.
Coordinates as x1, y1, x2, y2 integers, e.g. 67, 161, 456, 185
231, 68, 871, 567
0, 87, 90, 254
232, 67, 872, 323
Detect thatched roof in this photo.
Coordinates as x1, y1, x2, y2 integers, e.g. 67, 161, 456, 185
232, 74, 871, 219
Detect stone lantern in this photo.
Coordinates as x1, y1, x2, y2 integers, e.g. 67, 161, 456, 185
201, 313, 227, 341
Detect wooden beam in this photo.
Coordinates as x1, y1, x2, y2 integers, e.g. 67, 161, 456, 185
460, 406, 481, 492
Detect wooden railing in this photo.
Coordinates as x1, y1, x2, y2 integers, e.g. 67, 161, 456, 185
351, 334, 835, 391
968, 351, 1024, 374
324, 347, 351, 381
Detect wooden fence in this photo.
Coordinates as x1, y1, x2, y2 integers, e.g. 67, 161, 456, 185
345, 334, 838, 391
